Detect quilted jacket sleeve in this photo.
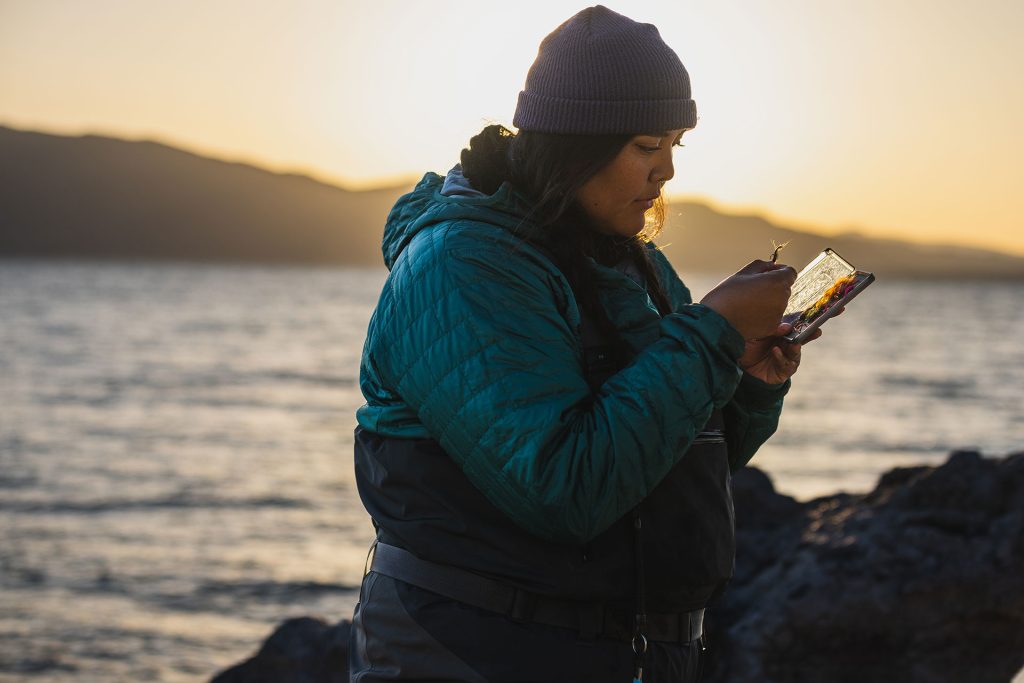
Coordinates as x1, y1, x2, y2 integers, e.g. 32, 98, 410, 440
722, 374, 789, 471
649, 248, 788, 471
366, 227, 747, 544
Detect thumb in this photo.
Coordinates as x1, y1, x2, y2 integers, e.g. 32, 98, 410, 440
738, 259, 776, 275
765, 264, 797, 284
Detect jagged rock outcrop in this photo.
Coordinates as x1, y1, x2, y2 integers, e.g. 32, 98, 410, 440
705, 449, 1024, 682
211, 617, 350, 683
211, 450, 1024, 683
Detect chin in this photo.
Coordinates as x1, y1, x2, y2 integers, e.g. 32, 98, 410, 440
591, 212, 646, 239
620, 217, 647, 238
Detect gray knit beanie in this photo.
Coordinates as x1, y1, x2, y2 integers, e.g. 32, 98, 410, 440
513, 5, 696, 135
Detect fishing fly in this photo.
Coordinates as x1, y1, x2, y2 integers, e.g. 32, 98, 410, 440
769, 239, 791, 264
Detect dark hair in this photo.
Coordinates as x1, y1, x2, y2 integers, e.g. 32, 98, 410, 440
460, 124, 674, 351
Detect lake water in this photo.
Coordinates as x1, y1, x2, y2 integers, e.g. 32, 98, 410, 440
1, 260, 1022, 681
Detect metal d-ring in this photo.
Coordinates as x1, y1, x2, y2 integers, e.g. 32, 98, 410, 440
632, 632, 648, 655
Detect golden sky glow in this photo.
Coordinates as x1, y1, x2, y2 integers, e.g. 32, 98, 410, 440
2, 0, 1022, 254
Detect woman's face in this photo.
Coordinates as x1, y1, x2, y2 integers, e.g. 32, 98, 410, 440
576, 128, 686, 238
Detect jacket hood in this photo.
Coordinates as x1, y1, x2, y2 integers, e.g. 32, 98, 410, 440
382, 172, 540, 270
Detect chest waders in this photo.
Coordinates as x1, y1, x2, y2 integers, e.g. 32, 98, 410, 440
577, 292, 713, 683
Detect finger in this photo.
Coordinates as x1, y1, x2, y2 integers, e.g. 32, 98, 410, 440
755, 266, 797, 285
771, 265, 797, 283
757, 261, 793, 272
753, 264, 798, 282
773, 345, 801, 376
801, 328, 824, 345
774, 339, 797, 358
739, 259, 776, 275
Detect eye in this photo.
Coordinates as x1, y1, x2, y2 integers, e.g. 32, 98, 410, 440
636, 144, 661, 153
672, 139, 686, 148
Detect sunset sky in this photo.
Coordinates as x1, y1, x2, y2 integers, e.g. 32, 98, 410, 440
2, 0, 1022, 255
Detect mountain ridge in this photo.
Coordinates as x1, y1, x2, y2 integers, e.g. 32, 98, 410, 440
2, 124, 1022, 279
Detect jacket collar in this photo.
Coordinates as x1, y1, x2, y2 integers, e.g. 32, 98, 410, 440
382, 171, 542, 270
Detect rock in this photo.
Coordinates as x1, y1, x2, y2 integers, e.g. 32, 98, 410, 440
211, 617, 350, 683
703, 450, 1024, 683
212, 451, 1024, 683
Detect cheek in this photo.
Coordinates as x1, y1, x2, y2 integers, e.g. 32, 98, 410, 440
577, 179, 612, 215
588, 170, 643, 207
575, 153, 654, 230
609, 160, 651, 199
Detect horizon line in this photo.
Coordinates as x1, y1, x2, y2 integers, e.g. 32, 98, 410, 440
5, 120, 1024, 260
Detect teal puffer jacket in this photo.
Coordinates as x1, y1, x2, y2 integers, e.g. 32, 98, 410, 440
356, 172, 788, 543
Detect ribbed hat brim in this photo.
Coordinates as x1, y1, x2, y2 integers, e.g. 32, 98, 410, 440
513, 91, 698, 135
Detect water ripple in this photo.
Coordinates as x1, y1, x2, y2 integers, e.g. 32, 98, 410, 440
1, 493, 310, 514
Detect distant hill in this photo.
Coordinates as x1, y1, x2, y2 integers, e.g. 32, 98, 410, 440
0, 125, 406, 265
2, 125, 1023, 279
660, 203, 1024, 280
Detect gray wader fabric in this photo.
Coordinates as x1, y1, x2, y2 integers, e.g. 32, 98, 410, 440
349, 572, 705, 682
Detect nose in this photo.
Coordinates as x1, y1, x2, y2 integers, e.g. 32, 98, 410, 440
652, 150, 675, 184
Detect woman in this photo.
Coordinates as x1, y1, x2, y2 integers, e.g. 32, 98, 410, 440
351, 6, 804, 682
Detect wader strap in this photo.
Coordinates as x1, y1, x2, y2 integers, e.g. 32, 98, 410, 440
632, 507, 648, 681
369, 542, 704, 644
371, 541, 520, 616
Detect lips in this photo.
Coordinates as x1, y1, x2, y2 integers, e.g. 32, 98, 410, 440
636, 196, 658, 209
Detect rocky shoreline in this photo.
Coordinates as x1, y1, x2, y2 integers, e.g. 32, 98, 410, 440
212, 450, 1024, 683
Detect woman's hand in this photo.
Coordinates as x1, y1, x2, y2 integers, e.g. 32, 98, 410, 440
739, 304, 845, 384
737, 322, 807, 385
700, 260, 796, 341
